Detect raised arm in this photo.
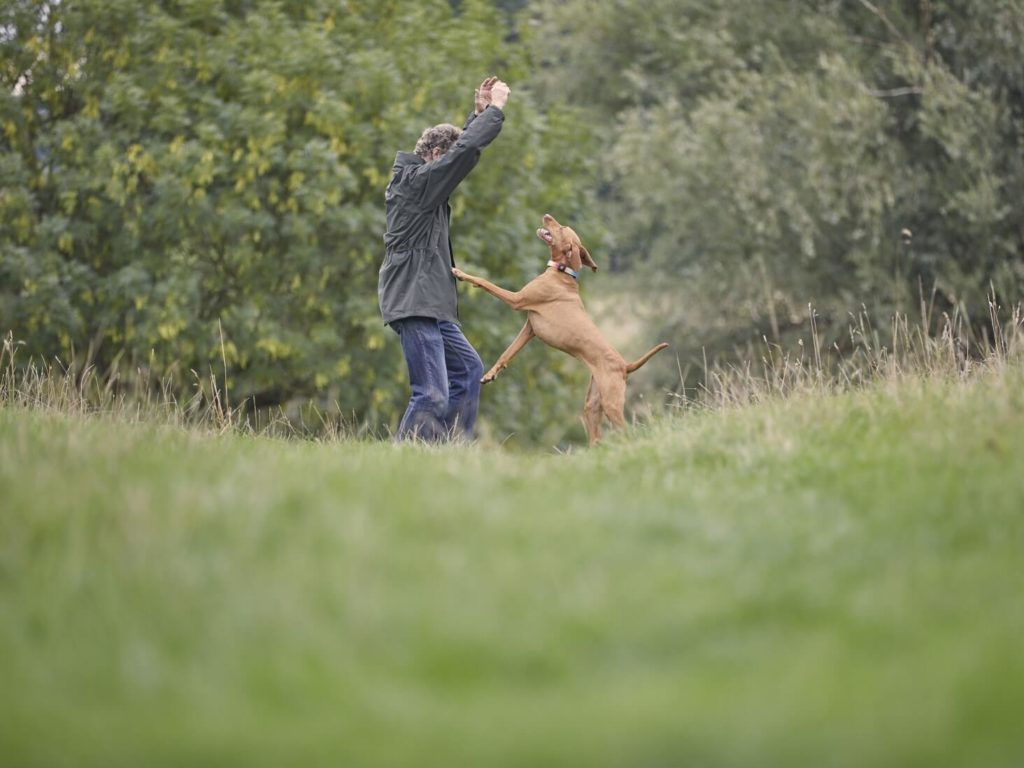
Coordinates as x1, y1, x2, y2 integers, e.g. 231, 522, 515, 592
417, 80, 510, 210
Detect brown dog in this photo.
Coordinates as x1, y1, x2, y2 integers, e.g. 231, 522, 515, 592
452, 214, 668, 443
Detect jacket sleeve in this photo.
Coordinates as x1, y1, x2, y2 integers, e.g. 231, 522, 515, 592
415, 105, 504, 211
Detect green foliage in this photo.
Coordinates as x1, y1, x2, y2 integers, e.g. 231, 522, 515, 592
529, 0, 1024, 389
3, 369, 1024, 766
0, 0, 595, 442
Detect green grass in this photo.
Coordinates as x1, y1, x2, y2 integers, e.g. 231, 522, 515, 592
2, 369, 1023, 767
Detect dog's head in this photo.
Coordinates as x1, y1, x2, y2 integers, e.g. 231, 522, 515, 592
537, 214, 597, 273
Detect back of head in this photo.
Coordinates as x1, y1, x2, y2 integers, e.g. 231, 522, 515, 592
415, 123, 462, 160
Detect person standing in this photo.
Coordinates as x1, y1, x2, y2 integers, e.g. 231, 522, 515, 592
378, 77, 511, 441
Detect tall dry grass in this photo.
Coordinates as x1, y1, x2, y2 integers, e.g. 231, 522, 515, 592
1, 329, 379, 441
680, 293, 1023, 410
4, 293, 1022, 439
1, 331, 237, 431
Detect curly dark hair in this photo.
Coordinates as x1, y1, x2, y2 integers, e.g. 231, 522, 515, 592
414, 123, 462, 160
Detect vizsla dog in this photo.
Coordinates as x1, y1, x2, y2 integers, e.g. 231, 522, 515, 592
452, 214, 668, 443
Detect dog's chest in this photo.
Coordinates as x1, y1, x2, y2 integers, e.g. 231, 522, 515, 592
527, 298, 600, 352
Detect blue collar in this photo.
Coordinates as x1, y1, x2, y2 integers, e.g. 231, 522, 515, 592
547, 260, 579, 280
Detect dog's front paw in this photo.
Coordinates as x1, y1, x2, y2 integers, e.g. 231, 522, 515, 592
480, 369, 499, 384
451, 268, 467, 281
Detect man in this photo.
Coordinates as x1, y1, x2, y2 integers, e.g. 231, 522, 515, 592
378, 76, 510, 441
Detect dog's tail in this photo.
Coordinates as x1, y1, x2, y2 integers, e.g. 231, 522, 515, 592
626, 343, 669, 374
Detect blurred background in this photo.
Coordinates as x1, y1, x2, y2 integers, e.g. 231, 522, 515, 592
3, 0, 1022, 446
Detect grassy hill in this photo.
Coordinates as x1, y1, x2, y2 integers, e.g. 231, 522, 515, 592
2, 368, 1023, 767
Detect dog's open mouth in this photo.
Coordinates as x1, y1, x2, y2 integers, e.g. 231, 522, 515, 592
537, 227, 554, 244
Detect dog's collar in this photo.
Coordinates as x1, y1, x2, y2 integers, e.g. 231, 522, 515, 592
547, 260, 579, 280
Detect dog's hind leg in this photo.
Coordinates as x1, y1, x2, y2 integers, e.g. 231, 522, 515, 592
597, 371, 627, 432
583, 376, 604, 444
482, 321, 534, 384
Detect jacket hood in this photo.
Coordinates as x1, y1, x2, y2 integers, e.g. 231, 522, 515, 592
393, 151, 424, 171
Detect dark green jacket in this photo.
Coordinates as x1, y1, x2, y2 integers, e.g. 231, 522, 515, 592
378, 105, 505, 326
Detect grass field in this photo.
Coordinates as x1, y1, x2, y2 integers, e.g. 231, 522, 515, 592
2, 368, 1024, 767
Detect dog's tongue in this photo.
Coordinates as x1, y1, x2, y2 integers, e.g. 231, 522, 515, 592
537, 228, 553, 244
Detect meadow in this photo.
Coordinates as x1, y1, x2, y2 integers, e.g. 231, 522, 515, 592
5, 4, 1024, 765
2, 339, 1023, 767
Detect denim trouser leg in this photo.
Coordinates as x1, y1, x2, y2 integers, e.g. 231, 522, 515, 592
393, 317, 483, 441
437, 320, 484, 438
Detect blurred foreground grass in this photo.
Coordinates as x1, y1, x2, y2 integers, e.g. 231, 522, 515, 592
2, 369, 1023, 768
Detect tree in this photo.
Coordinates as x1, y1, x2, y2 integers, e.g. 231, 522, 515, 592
527, 0, 1024, 391
1, 0, 596, 442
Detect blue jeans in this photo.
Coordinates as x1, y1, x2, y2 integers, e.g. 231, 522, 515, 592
391, 317, 484, 442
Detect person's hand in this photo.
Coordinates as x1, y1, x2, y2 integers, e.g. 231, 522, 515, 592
474, 76, 498, 114
490, 79, 510, 110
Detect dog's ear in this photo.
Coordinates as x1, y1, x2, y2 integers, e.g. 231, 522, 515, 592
579, 244, 598, 272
